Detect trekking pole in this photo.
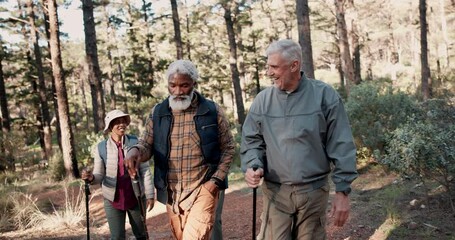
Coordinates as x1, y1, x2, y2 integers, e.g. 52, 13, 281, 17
131, 176, 150, 240
252, 165, 259, 240
84, 179, 91, 240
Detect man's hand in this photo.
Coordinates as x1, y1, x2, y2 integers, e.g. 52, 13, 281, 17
124, 148, 141, 178
146, 198, 155, 212
330, 192, 350, 227
81, 168, 94, 182
203, 180, 219, 195
244, 167, 263, 188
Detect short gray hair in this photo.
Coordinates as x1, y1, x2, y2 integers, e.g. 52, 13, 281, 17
265, 39, 302, 64
165, 60, 199, 82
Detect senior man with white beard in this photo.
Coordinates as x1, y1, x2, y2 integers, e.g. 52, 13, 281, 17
125, 59, 235, 240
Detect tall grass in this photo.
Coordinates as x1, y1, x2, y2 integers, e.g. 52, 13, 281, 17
3, 181, 90, 232
40, 183, 87, 229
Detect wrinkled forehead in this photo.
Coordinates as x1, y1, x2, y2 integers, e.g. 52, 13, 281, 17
168, 73, 195, 84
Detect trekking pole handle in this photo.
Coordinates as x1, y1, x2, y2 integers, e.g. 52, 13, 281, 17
131, 177, 142, 198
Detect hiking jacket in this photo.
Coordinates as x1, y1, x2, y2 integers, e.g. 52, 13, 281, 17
240, 74, 358, 192
152, 92, 228, 204
92, 134, 154, 201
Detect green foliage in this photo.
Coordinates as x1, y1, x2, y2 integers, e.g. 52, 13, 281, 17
345, 82, 419, 155
382, 99, 455, 190
49, 150, 65, 181
74, 131, 105, 169
129, 97, 161, 122
1, 130, 37, 170
374, 184, 404, 224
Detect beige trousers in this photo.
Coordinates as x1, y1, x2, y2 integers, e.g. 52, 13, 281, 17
258, 181, 329, 240
167, 185, 219, 240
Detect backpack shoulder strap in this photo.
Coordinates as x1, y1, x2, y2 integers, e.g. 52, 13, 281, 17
126, 134, 138, 146
97, 140, 108, 166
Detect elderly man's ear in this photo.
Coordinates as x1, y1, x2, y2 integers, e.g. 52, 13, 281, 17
290, 60, 299, 73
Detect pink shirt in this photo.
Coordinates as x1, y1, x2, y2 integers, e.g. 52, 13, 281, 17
110, 140, 137, 210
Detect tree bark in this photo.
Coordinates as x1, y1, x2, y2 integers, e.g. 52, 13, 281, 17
296, 0, 315, 79
27, 0, 53, 159
222, 1, 246, 126
335, 0, 355, 88
251, 33, 261, 95
141, 0, 155, 89
82, 0, 105, 133
351, 20, 361, 84
419, 0, 432, 100
170, 0, 184, 59
41, 0, 62, 151
184, 0, 191, 60
18, 0, 47, 163
47, 0, 79, 178
0, 47, 12, 172
0, 46, 10, 134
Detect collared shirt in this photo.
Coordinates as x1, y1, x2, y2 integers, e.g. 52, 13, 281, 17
111, 139, 137, 210
137, 93, 235, 213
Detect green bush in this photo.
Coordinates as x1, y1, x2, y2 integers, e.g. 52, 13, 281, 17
49, 150, 65, 181
74, 131, 104, 168
345, 82, 419, 156
382, 99, 455, 192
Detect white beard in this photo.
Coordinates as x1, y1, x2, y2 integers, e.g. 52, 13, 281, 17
169, 91, 193, 111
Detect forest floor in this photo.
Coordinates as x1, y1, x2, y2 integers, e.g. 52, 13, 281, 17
1, 163, 454, 240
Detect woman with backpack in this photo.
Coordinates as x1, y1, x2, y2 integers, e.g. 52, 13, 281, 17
82, 109, 154, 240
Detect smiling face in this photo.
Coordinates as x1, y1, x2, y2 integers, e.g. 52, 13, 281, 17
109, 116, 129, 139
168, 73, 195, 111
266, 52, 300, 92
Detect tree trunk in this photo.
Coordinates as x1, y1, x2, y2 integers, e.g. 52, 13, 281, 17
0, 47, 11, 134
41, 0, 62, 151
0, 47, 12, 172
222, 1, 246, 126
351, 20, 361, 84
102, 3, 117, 110
82, 0, 105, 133
141, 0, 155, 89
335, 0, 355, 87
252, 33, 261, 95
170, 0, 183, 59
47, 0, 79, 179
184, 0, 191, 60
419, 0, 432, 100
18, 0, 47, 162
296, 0, 315, 79
27, 0, 53, 159
118, 60, 128, 113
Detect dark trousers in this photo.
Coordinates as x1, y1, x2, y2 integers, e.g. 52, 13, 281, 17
211, 189, 225, 240
103, 198, 147, 240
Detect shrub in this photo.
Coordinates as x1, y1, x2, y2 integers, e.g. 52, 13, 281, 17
49, 150, 65, 181
382, 99, 455, 209
345, 82, 419, 156
74, 131, 104, 168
